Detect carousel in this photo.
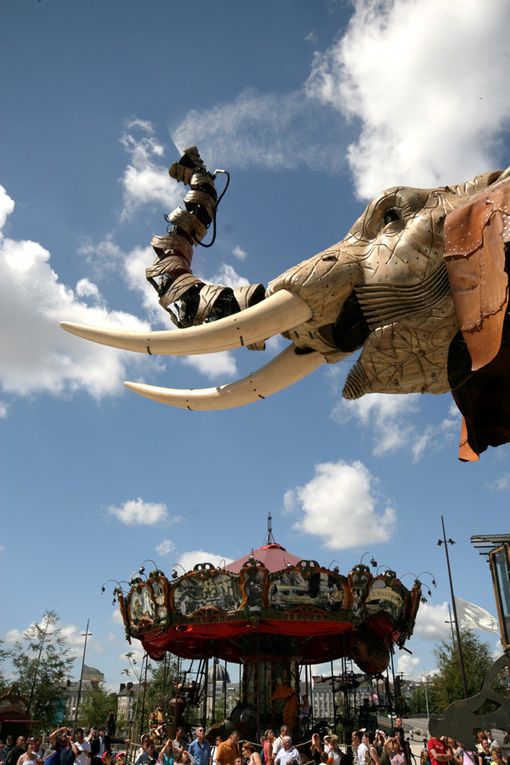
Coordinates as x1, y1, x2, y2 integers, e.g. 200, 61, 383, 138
113, 517, 422, 740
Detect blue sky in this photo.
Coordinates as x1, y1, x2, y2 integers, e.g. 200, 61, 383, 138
1, 0, 510, 689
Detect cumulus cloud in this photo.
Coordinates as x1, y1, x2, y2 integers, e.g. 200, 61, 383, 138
285, 459, 397, 549
120, 119, 183, 221
3, 619, 92, 660
172, 89, 343, 173
306, 0, 510, 199
232, 246, 247, 261
176, 550, 233, 572
156, 539, 176, 556
75, 278, 102, 302
0, 188, 152, 400
414, 600, 451, 641
0, 402, 8, 419
397, 653, 421, 678
108, 498, 169, 526
332, 393, 458, 460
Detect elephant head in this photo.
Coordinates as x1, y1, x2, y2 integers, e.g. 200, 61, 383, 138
61, 164, 510, 460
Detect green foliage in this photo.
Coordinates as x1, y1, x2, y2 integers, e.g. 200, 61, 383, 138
430, 629, 493, 711
143, 656, 178, 722
78, 683, 118, 730
9, 611, 75, 729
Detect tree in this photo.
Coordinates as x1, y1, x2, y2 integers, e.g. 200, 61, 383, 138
9, 611, 75, 729
430, 629, 494, 710
79, 683, 118, 730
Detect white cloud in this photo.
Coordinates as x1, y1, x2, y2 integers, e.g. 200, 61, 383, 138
181, 351, 238, 380
0, 402, 6, 419
172, 89, 343, 174
306, 0, 510, 199
0, 188, 152, 400
332, 394, 418, 457
232, 246, 247, 261
487, 472, 510, 491
75, 278, 102, 302
111, 608, 123, 624
414, 600, 451, 641
207, 263, 250, 289
156, 539, 176, 556
120, 119, 183, 221
287, 459, 397, 549
332, 393, 458, 460
108, 498, 169, 526
0, 185, 15, 230
397, 653, 421, 678
176, 550, 233, 572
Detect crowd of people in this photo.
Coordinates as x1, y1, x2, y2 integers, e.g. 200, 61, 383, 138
0, 720, 507, 765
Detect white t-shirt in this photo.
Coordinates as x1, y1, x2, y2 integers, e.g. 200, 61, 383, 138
275, 748, 300, 765
357, 743, 368, 765
74, 740, 91, 765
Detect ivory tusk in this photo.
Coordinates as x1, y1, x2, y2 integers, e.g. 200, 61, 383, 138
123, 345, 325, 410
60, 290, 312, 356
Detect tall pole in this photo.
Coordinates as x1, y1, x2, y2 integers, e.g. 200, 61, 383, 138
447, 603, 456, 647
439, 515, 469, 698
74, 619, 92, 727
140, 653, 149, 737
27, 615, 50, 715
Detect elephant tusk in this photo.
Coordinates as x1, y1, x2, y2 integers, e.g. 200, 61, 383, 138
123, 345, 325, 410
60, 290, 312, 356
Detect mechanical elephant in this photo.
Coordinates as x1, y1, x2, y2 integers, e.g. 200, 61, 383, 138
62, 153, 510, 461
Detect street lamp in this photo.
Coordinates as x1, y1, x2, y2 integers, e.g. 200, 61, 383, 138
73, 619, 92, 727
437, 515, 469, 698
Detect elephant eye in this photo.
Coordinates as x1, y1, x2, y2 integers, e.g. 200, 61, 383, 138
383, 208, 401, 226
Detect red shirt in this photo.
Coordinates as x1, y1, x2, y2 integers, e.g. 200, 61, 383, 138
428, 738, 448, 765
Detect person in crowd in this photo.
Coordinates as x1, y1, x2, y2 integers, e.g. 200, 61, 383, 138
172, 731, 186, 761
479, 740, 493, 765
156, 739, 173, 765
309, 734, 322, 765
177, 753, 194, 765
428, 735, 453, 765
70, 730, 91, 765
188, 727, 209, 765
490, 750, 507, 765
115, 754, 126, 765
1, 736, 15, 765
272, 729, 290, 759
136, 737, 152, 761
242, 744, 262, 765
365, 731, 381, 765
352, 732, 367, 765
100, 754, 112, 765
31, 740, 43, 762
326, 736, 342, 765
97, 730, 109, 757
262, 732, 275, 765
16, 738, 40, 765
274, 737, 300, 765
216, 733, 240, 765
106, 714, 116, 740
135, 741, 158, 765
5, 738, 25, 765
211, 738, 222, 765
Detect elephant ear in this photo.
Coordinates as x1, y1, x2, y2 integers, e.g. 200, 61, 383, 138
444, 176, 510, 371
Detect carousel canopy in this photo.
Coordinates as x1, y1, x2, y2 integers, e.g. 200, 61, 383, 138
117, 535, 422, 674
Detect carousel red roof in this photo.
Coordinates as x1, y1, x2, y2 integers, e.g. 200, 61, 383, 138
226, 542, 303, 573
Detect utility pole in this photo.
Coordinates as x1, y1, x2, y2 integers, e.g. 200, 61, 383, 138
437, 515, 469, 698
74, 619, 92, 727
27, 615, 50, 715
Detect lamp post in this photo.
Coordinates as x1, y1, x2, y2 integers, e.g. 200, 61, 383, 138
74, 619, 92, 727
437, 515, 469, 698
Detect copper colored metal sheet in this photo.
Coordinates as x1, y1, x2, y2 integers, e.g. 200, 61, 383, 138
444, 178, 510, 371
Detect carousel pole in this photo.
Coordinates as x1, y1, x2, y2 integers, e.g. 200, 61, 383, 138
223, 661, 228, 719
202, 658, 209, 728
212, 657, 217, 723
